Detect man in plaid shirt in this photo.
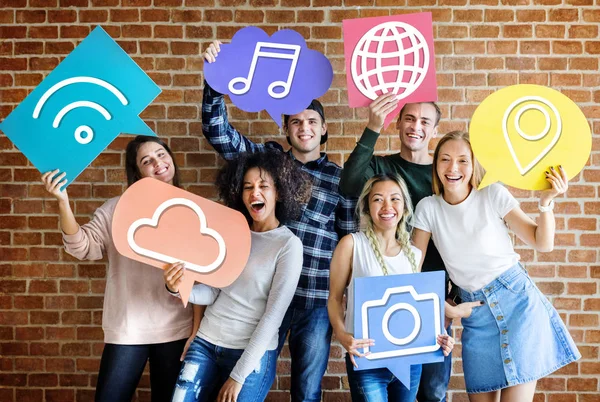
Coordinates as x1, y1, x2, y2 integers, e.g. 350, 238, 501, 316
202, 41, 357, 401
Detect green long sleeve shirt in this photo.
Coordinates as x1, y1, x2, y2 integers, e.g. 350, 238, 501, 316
340, 127, 447, 278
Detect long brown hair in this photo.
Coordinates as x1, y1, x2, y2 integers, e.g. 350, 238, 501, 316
125, 135, 181, 188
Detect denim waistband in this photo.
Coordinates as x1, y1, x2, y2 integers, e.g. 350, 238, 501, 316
459, 263, 524, 302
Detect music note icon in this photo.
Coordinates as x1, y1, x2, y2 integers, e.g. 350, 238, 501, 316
228, 42, 301, 99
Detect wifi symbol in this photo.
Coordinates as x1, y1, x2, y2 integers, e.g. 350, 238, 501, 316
32, 76, 128, 145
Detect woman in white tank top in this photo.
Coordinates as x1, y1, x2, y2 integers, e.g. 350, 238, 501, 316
327, 174, 455, 402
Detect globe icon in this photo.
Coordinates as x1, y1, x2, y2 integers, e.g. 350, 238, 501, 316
351, 21, 430, 101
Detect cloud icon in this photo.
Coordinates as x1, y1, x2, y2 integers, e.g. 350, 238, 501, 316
204, 26, 333, 126
127, 198, 226, 274
112, 178, 251, 307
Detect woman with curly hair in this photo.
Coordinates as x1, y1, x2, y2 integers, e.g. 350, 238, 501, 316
328, 173, 455, 402
164, 149, 311, 402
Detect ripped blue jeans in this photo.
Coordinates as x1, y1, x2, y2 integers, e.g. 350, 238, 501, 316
172, 337, 277, 402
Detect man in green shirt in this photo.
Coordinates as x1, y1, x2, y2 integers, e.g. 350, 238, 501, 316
339, 93, 453, 402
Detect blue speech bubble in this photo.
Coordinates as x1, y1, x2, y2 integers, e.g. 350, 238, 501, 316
204, 27, 333, 127
0, 26, 161, 187
353, 271, 446, 389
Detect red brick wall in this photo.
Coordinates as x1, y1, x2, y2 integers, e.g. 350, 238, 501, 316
1, 1, 599, 401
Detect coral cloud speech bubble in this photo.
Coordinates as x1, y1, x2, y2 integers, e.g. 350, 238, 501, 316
112, 178, 251, 307
204, 26, 333, 126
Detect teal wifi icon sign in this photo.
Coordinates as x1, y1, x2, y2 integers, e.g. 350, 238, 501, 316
0, 26, 161, 187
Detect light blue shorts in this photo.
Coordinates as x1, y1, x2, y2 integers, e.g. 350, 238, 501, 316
459, 264, 581, 394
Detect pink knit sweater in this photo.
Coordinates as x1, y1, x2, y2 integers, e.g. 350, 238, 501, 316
63, 197, 192, 344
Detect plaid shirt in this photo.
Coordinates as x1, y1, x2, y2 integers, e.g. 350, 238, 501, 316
202, 84, 357, 309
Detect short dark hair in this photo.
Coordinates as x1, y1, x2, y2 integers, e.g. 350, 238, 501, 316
398, 102, 442, 126
125, 135, 181, 187
215, 149, 312, 225
283, 99, 328, 145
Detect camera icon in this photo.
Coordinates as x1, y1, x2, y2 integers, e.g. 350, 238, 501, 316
361, 285, 442, 360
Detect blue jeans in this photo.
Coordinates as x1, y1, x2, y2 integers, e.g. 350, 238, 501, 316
95, 339, 186, 402
417, 325, 452, 402
277, 306, 332, 402
345, 354, 422, 402
172, 337, 277, 402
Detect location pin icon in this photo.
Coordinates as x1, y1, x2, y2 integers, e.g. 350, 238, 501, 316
502, 96, 562, 176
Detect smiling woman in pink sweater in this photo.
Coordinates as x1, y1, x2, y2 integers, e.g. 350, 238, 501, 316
41, 135, 195, 402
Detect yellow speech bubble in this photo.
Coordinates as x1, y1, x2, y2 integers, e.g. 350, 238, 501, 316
470, 84, 591, 190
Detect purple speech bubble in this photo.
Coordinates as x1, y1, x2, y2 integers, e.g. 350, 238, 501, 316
204, 27, 333, 127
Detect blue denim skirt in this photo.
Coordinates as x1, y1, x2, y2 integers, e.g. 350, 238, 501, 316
458, 264, 581, 394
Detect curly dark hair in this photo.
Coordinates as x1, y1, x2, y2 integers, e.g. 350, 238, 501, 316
216, 150, 312, 225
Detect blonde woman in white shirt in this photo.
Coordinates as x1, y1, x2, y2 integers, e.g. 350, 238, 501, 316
412, 131, 580, 402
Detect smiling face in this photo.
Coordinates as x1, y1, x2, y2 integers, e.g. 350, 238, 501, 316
396, 103, 438, 153
285, 109, 326, 156
242, 167, 279, 229
136, 141, 175, 185
368, 180, 406, 232
435, 139, 474, 197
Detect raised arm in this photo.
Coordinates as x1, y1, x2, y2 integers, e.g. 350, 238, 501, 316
202, 81, 269, 159
42, 170, 78, 235
42, 170, 111, 260
201, 41, 271, 160
339, 94, 398, 197
339, 128, 379, 197
504, 166, 568, 252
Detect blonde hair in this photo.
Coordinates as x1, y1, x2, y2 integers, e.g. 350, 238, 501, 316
432, 131, 485, 196
356, 174, 417, 274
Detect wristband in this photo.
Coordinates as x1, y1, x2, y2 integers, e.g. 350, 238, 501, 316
165, 283, 179, 295
538, 199, 555, 213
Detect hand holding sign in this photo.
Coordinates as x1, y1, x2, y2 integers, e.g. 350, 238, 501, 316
353, 271, 447, 389
203, 27, 333, 126
41, 169, 69, 205
470, 85, 591, 190
343, 13, 438, 128
112, 178, 251, 307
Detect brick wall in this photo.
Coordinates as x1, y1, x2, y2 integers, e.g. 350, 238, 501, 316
1, 0, 599, 401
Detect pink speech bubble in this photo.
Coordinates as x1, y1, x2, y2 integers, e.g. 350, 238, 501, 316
343, 12, 438, 127
112, 178, 251, 307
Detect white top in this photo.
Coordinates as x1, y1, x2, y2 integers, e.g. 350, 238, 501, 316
63, 198, 192, 345
344, 231, 422, 333
413, 183, 520, 292
188, 226, 303, 384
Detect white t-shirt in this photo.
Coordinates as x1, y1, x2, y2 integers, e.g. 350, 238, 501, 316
413, 183, 520, 292
344, 231, 422, 333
